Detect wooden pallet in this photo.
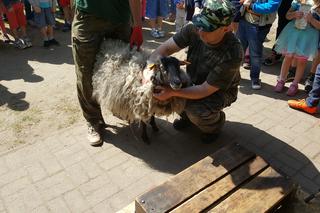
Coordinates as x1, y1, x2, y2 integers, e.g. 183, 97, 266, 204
135, 144, 294, 213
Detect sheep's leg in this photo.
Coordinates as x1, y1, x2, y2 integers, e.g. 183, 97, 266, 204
149, 115, 159, 132
141, 121, 150, 144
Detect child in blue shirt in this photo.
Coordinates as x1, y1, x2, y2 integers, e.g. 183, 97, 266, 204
29, 0, 59, 47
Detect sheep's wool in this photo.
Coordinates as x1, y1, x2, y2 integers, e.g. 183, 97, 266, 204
92, 39, 186, 123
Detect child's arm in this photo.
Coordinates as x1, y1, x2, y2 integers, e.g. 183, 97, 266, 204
286, 7, 304, 20
28, 0, 41, 13
306, 12, 320, 29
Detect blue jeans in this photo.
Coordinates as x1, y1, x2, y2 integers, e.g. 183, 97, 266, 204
237, 19, 271, 81
306, 65, 320, 107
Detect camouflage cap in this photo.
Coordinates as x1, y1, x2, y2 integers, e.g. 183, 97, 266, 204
192, 0, 236, 32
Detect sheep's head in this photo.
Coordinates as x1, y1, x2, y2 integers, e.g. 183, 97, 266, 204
147, 56, 189, 90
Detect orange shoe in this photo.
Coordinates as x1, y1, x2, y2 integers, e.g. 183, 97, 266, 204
288, 99, 317, 114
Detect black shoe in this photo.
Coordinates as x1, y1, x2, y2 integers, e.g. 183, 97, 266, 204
305, 73, 315, 93
286, 67, 296, 82
263, 52, 282, 66
43, 40, 50, 47
201, 133, 220, 144
49, 38, 60, 46
173, 115, 192, 131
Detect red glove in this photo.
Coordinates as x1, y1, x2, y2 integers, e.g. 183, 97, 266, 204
130, 26, 143, 51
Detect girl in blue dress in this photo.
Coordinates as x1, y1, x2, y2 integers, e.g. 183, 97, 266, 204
274, 0, 320, 96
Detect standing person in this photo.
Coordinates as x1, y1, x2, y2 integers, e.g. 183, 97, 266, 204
72, 0, 143, 146
288, 63, 320, 114
274, 0, 320, 96
174, 0, 187, 32
151, 0, 243, 143
0, 0, 11, 43
146, 0, 168, 38
2, 0, 32, 48
264, 0, 293, 66
29, 0, 59, 47
60, 0, 73, 32
185, 0, 203, 21
236, 0, 282, 90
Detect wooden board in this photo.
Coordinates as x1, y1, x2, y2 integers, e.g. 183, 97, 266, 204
207, 167, 294, 213
135, 145, 255, 213
171, 156, 268, 213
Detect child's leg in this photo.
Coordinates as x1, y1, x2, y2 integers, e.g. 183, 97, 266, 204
47, 25, 53, 39
40, 26, 48, 40
4, 6, 19, 39
292, 58, 307, 85
13, 2, 27, 37
279, 55, 293, 81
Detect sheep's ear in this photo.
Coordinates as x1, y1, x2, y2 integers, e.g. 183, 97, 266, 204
179, 60, 191, 66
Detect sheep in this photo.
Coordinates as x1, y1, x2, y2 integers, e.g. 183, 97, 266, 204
92, 39, 191, 143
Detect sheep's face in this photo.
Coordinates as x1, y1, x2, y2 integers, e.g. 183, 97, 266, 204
158, 56, 183, 90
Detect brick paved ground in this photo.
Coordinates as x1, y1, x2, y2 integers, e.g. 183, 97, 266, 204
1, 21, 320, 213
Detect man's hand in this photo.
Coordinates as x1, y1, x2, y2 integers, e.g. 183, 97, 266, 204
130, 26, 143, 50
153, 86, 174, 101
33, 6, 41, 13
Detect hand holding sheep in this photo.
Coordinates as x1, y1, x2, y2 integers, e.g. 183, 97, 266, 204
153, 86, 175, 101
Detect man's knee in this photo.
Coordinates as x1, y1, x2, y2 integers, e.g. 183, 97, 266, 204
185, 108, 226, 134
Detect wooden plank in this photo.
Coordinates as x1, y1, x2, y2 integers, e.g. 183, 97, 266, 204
207, 167, 294, 213
135, 144, 255, 213
171, 156, 268, 213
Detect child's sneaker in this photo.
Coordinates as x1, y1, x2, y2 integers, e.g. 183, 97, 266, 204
23, 37, 32, 48
43, 40, 50, 47
13, 39, 27, 49
304, 73, 315, 93
288, 99, 317, 114
286, 83, 298, 96
150, 29, 160, 38
251, 79, 261, 90
274, 79, 285, 93
49, 38, 60, 46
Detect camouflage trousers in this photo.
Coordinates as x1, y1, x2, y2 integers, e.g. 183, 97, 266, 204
72, 10, 131, 124
184, 88, 238, 134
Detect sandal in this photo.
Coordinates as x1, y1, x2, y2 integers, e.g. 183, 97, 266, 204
274, 80, 285, 93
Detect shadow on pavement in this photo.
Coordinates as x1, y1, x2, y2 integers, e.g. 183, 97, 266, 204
0, 84, 29, 111
101, 119, 319, 196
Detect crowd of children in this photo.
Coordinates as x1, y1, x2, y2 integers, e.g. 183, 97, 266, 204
0, 0, 319, 114
0, 0, 72, 48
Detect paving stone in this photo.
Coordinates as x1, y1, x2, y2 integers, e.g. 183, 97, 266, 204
39, 155, 63, 176
35, 172, 74, 201
64, 189, 90, 212
65, 163, 90, 187
91, 199, 114, 213
47, 197, 71, 213
0, 176, 30, 197
99, 152, 131, 171
0, 198, 4, 212
26, 162, 48, 182
302, 142, 320, 159
79, 157, 104, 179
29, 205, 49, 213
79, 174, 112, 196
85, 181, 120, 207
92, 146, 122, 164
0, 159, 8, 177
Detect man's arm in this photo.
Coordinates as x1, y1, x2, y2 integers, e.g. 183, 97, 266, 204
149, 37, 182, 63
129, 0, 142, 27
154, 81, 219, 101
